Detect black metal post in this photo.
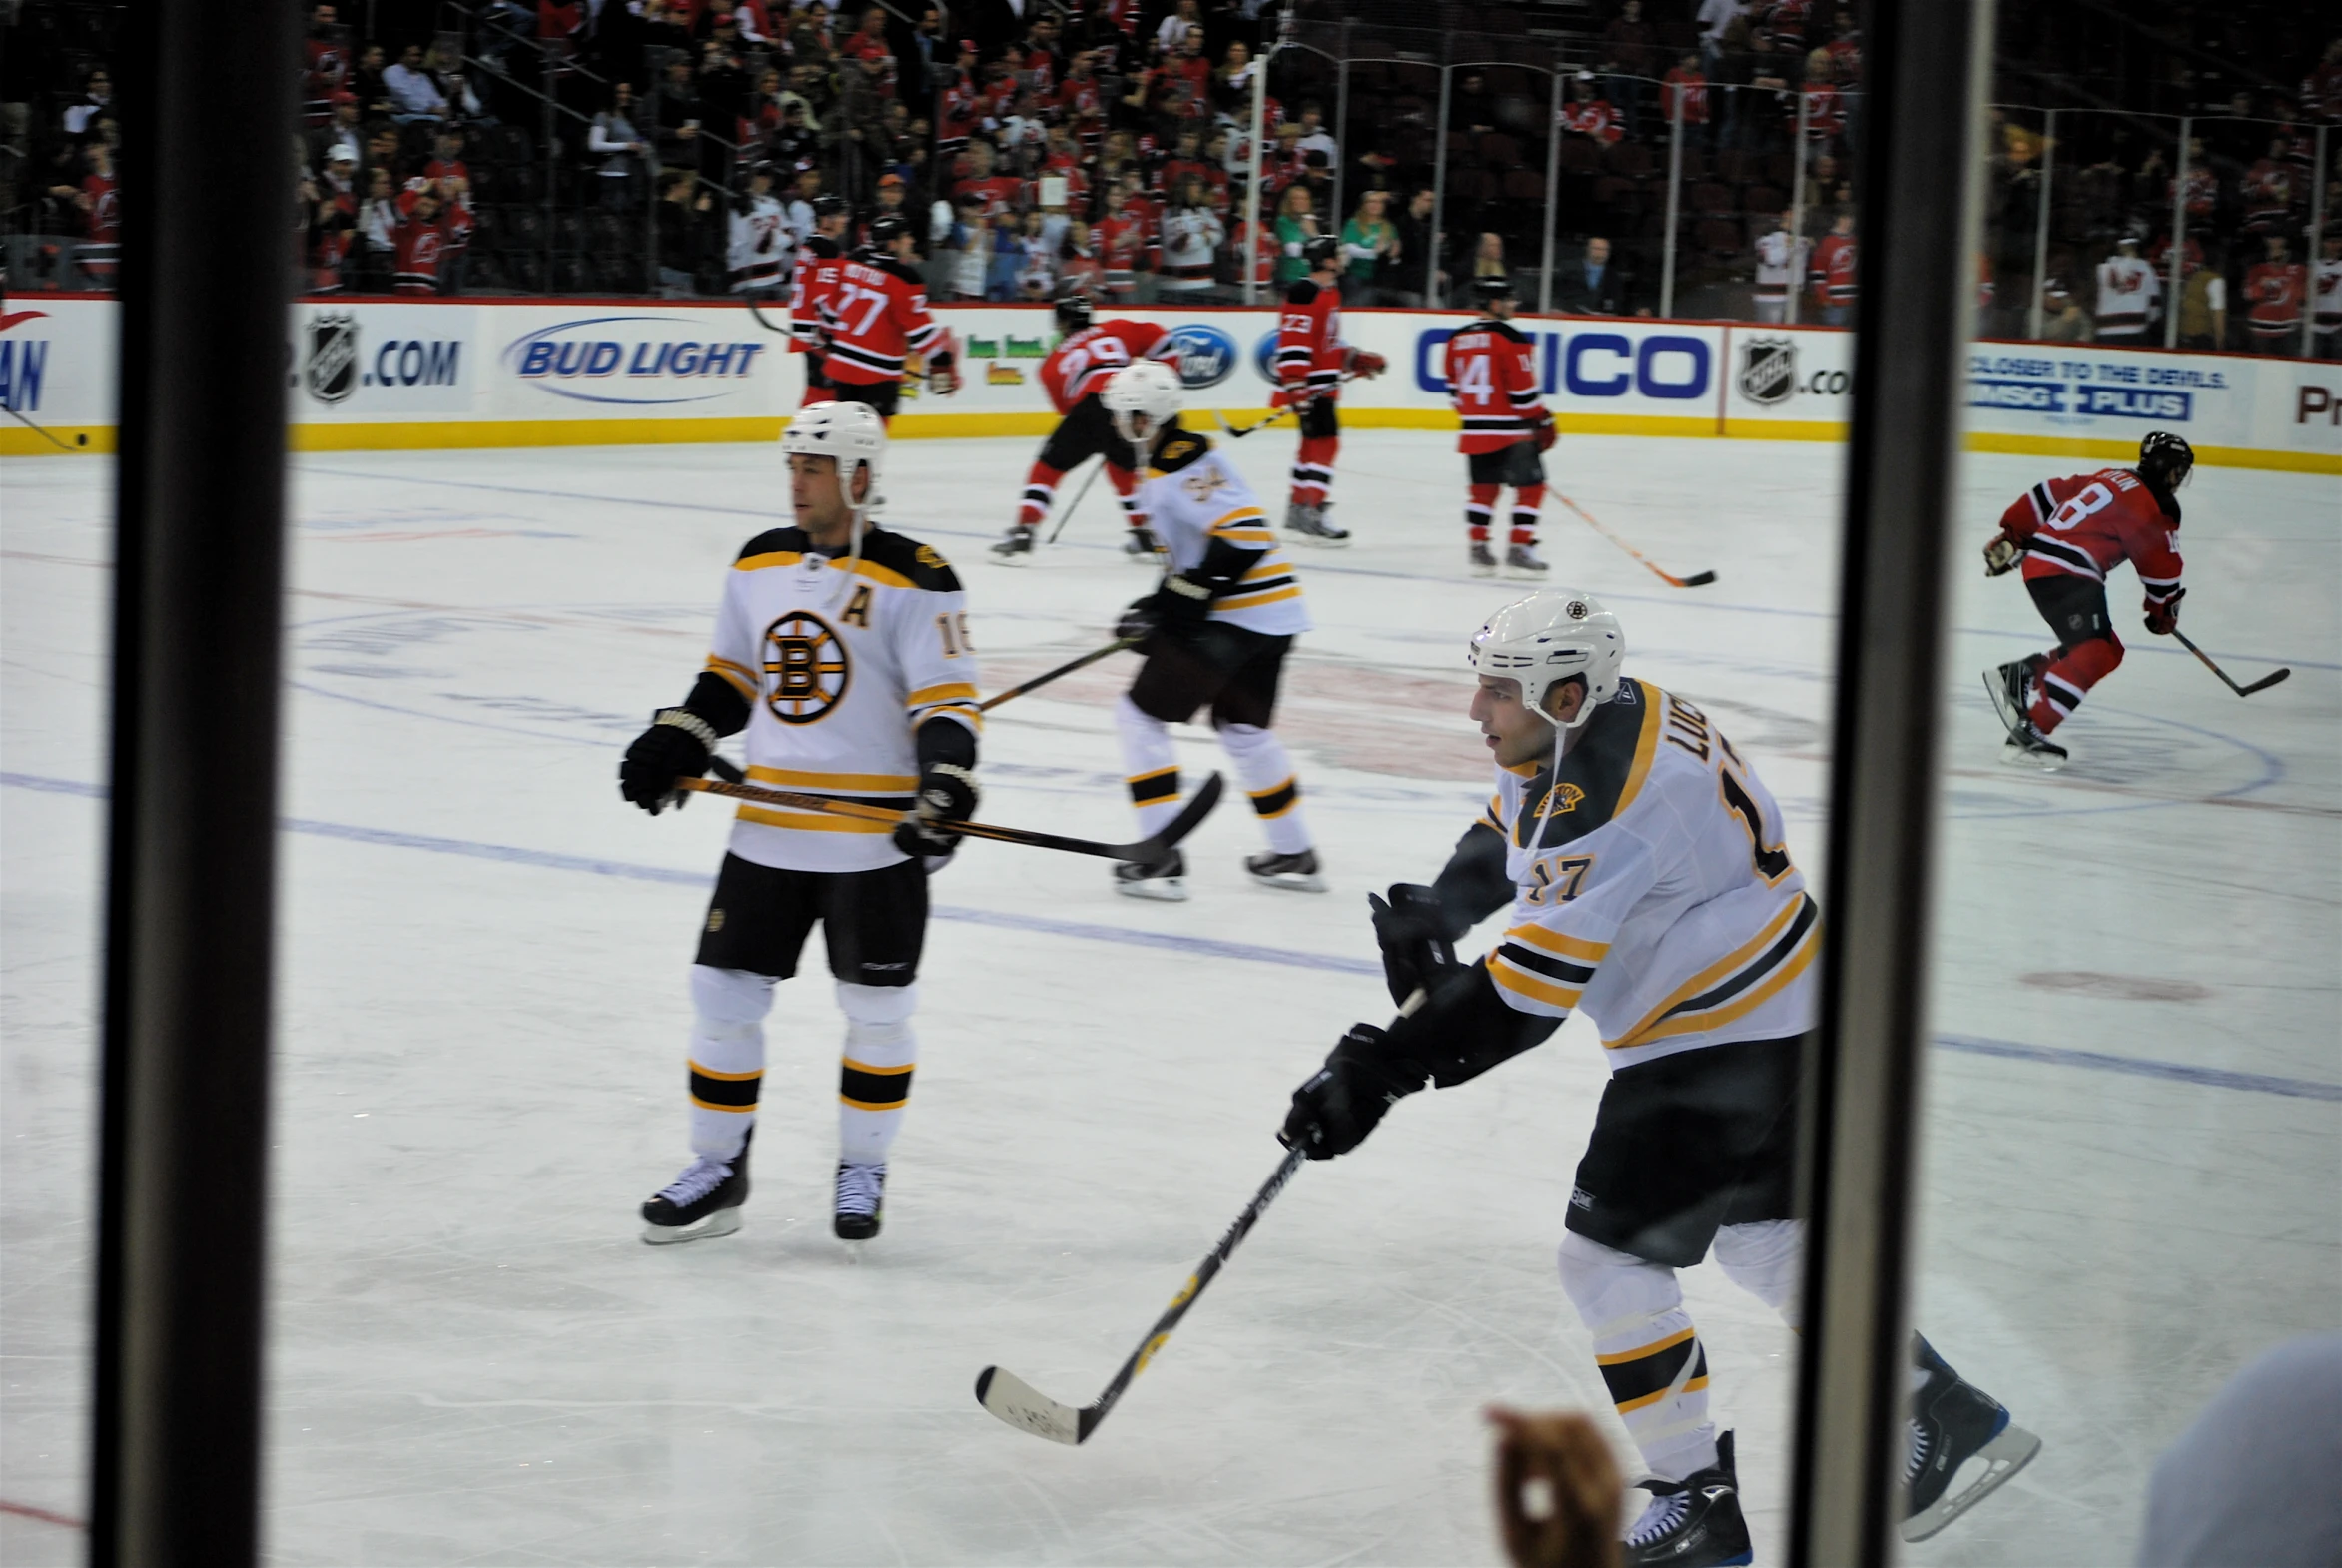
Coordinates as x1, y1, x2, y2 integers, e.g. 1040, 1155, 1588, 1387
91, 0, 294, 1560
1787, 0, 1992, 1561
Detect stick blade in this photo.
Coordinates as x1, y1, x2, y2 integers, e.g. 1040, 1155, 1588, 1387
975, 1366, 1086, 1445
2239, 667, 2291, 696
1677, 570, 1718, 587
1140, 771, 1225, 857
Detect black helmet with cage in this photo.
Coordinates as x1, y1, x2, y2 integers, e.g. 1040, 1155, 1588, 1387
2138, 430, 2194, 490
1472, 275, 1520, 307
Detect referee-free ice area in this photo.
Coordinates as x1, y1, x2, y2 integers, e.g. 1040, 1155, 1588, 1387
4, 429, 2335, 1566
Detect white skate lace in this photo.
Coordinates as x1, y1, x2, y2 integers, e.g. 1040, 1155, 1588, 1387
1624, 1486, 1690, 1548
657, 1156, 732, 1207
1904, 1416, 1930, 1484
835, 1162, 885, 1216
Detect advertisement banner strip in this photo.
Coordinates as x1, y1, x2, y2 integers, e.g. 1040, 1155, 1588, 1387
287, 416, 784, 451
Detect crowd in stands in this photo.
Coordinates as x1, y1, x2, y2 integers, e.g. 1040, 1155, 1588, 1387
2, 0, 2335, 353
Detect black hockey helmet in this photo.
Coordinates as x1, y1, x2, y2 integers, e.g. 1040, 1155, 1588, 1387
1302, 233, 1340, 270
1472, 274, 1519, 306
811, 193, 850, 220
1055, 292, 1094, 333
867, 212, 912, 247
2138, 429, 2194, 489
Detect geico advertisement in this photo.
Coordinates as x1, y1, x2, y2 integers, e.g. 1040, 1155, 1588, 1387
289, 303, 475, 417
1411, 323, 1722, 411
493, 309, 784, 410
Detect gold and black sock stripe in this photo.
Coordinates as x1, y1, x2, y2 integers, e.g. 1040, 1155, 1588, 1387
1127, 766, 1180, 807
839, 1058, 914, 1112
1247, 775, 1299, 819
1596, 1327, 1709, 1414
689, 1063, 763, 1112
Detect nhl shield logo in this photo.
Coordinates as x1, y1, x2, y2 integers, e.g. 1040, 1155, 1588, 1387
305, 313, 360, 404
1737, 337, 1796, 406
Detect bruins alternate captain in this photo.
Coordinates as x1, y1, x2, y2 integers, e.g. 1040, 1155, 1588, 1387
619, 402, 981, 1246
1277, 591, 2039, 1566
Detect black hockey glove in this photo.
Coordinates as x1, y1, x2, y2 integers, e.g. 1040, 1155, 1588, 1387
619, 708, 717, 814
1369, 884, 1463, 1008
2143, 585, 2184, 636
893, 762, 979, 859
1115, 596, 1161, 644
1280, 1024, 1428, 1160
1146, 572, 1217, 628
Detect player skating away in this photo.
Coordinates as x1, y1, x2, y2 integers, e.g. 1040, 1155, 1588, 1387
1980, 430, 2191, 770
988, 294, 1182, 566
818, 215, 959, 424
1448, 276, 1557, 578
790, 194, 850, 406
1274, 235, 1387, 545
618, 402, 982, 1246
1099, 361, 1327, 899
1277, 591, 2038, 1566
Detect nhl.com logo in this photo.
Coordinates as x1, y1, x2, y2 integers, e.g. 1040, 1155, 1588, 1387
304, 312, 360, 405
1737, 336, 1797, 406
1164, 324, 1237, 390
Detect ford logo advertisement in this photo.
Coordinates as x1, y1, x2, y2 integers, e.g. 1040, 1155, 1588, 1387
503, 315, 769, 404
1164, 323, 1238, 389
1252, 329, 1282, 384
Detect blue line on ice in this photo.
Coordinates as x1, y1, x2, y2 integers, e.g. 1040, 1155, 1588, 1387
9, 770, 2334, 1105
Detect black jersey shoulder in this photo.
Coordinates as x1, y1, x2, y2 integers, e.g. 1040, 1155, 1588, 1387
1471, 318, 1531, 344
856, 526, 964, 590
806, 235, 841, 258
1150, 427, 1214, 473
2132, 470, 2183, 526
1284, 278, 1322, 306
873, 255, 927, 289
1515, 678, 1661, 851
737, 525, 809, 561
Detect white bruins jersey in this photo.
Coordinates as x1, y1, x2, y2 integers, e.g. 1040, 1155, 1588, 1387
1138, 428, 1312, 637
1478, 678, 1819, 1071
701, 525, 980, 873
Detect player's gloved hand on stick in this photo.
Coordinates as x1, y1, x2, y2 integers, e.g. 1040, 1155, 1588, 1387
1369, 884, 1461, 1008
1981, 531, 2023, 576
1115, 597, 1160, 643
1347, 348, 1388, 379
1529, 408, 1558, 453
1280, 1024, 1427, 1160
2143, 586, 2184, 635
1145, 572, 1216, 628
893, 762, 979, 858
929, 359, 960, 395
619, 708, 717, 814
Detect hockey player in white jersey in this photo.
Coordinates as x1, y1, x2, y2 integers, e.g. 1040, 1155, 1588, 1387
1098, 360, 1326, 900
1751, 213, 1811, 325
2095, 231, 2161, 341
1277, 591, 2038, 1566
618, 401, 981, 1245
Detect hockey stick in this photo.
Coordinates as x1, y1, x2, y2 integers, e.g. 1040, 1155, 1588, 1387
2169, 627, 2290, 697
977, 636, 1144, 711
1045, 457, 1109, 544
1553, 493, 1717, 588
1211, 373, 1362, 439
977, 990, 1427, 1446
674, 771, 1224, 862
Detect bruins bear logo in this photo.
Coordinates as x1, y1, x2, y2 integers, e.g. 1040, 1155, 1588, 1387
761, 610, 850, 724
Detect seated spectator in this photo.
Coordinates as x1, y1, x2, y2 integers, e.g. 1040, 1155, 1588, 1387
1060, 222, 1105, 296
984, 208, 1026, 299
385, 43, 448, 123
1295, 101, 1338, 168
1212, 39, 1259, 119
1465, 230, 1512, 293
1559, 75, 1624, 146
940, 192, 990, 300
1014, 209, 1061, 299
308, 89, 366, 174
768, 97, 822, 176
1098, 174, 1158, 301
423, 39, 484, 120
1555, 235, 1627, 315
1159, 173, 1226, 297
348, 44, 392, 116
2038, 278, 2092, 342
49, 142, 120, 287
1341, 189, 1399, 304
1155, 0, 1202, 56
1271, 181, 1323, 283
952, 139, 1024, 217
357, 165, 399, 292
61, 67, 113, 136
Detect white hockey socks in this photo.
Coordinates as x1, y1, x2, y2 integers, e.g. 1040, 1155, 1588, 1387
836, 981, 917, 1167
1114, 694, 1184, 837
1713, 1218, 1804, 1329
1559, 1232, 1717, 1481
687, 964, 774, 1161
1216, 721, 1312, 856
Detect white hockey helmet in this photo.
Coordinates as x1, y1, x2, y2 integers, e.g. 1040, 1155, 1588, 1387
1469, 589, 1626, 730
1102, 360, 1184, 448
782, 399, 886, 504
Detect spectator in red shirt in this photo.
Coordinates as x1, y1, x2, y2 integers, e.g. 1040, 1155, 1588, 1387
840, 7, 896, 99
392, 187, 449, 294
1811, 210, 1858, 325
1559, 75, 1624, 146
303, 3, 350, 127
2241, 138, 2295, 235
951, 140, 1023, 218
2242, 234, 2307, 355
1661, 53, 1712, 141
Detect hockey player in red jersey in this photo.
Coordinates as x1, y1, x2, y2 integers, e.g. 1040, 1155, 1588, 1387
988, 294, 1183, 565
1274, 235, 1387, 545
790, 194, 851, 407
1981, 431, 2191, 769
818, 215, 959, 423
1447, 277, 1556, 578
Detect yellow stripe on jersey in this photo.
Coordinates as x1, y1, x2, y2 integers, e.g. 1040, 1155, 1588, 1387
734, 549, 803, 572
729, 550, 919, 591
840, 1057, 913, 1078
1613, 684, 1666, 818
1596, 1326, 1698, 1365
1213, 528, 1278, 546
1606, 915, 1822, 1051
1479, 793, 1505, 832
1605, 894, 1807, 1046
1208, 506, 1269, 531
705, 654, 757, 698
734, 805, 897, 834
1617, 1374, 1710, 1414
1490, 958, 1583, 1011
905, 682, 978, 708
1216, 585, 1304, 611
1239, 559, 1293, 582
1502, 922, 1610, 964
746, 764, 918, 792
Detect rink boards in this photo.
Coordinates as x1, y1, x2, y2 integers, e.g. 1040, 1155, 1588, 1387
5, 295, 2337, 471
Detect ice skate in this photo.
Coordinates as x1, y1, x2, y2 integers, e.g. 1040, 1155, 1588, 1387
988, 525, 1036, 565
641, 1140, 750, 1244
833, 1160, 886, 1243
1243, 848, 1328, 893
1469, 541, 1498, 576
1124, 525, 1164, 560
1283, 501, 1351, 546
1998, 722, 2068, 772
1505, 543, 1550, 577
1903, 1347, 2040, 1542
1112, 847, 1188, 901
1622, 1429, 1754, 1567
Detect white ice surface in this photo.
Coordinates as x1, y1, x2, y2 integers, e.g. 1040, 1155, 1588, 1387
3, 430, 2335, 1566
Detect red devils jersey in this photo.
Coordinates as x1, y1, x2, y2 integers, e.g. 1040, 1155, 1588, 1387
1275, 278, 1345, 397
1039, 320, 1176, 413
392, 213, 446, 293
1812, 233, 1857, 305
1999, 469, 2183, 607
791, 234, 843, 354
2243, 261, 2306, 337
1447, 319, 1545, 453
820, 254, 946, 385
